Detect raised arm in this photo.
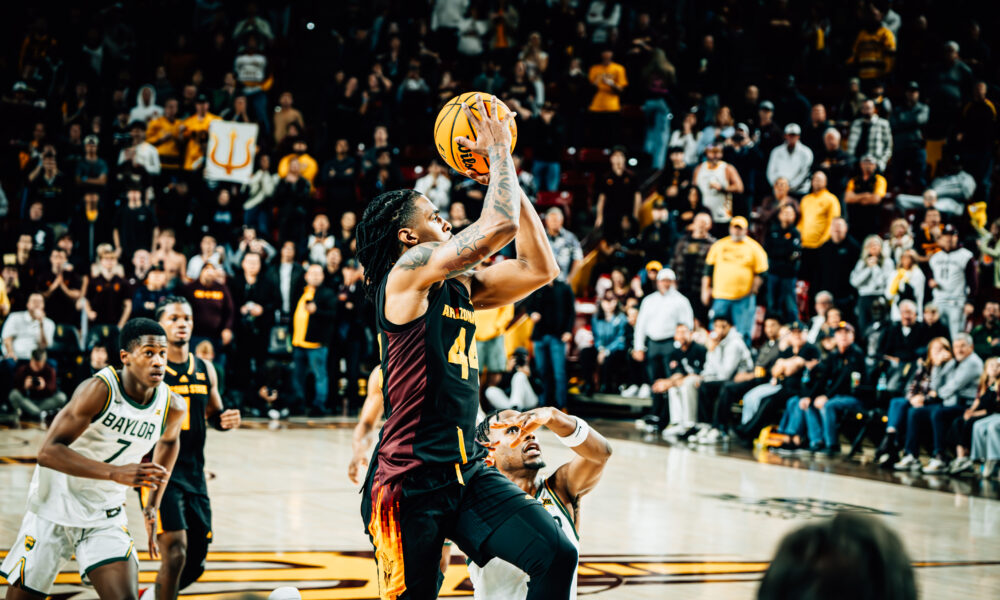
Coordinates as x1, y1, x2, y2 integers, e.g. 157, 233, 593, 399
390, 95, 520, 290
469, 189, 559, 309
496, 407, 612, 505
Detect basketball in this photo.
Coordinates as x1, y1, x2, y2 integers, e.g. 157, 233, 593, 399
434, 92, 518, 176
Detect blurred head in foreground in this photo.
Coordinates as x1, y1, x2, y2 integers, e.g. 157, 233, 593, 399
757, 512, 916, 600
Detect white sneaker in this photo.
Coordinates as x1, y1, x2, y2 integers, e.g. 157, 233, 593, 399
948, 456, 973, 475
699, 428, 722, 444
621, 385, 639, 398
637, 384, 652, 399
894, 454, 921, 471
922, 457, 948, 474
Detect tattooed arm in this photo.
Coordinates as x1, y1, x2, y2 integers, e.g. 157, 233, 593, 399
470, 188, 559, 309
389, 94, 521, 291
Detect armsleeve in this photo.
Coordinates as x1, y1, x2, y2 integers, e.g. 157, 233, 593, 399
43, 320, 56, 344
874, 176, 887, 196
755, 242, 769, 274
705, 242, 718, 266
221, 289, 235, 331
607, 317, 626, 353
633, 302, 648, 351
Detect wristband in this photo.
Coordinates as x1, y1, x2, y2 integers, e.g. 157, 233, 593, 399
558, 416, 590, 448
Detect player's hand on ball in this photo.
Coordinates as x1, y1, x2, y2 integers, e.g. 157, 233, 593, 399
219, 409, 241, 430
143, 505, 160, 560
454, 94, 516, 158
112, 462, 169, 489
464, 169, 489, 186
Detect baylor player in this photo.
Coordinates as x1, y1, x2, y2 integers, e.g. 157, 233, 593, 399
355, 94, 573, 600
470, 409, 612, 600
1, 319, 187, 600
141, 297, 240, 600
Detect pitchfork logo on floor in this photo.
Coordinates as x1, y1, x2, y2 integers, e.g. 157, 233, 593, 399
705, 494, 899, 520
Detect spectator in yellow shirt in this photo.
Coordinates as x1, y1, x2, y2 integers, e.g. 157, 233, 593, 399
588, 49, 627, 147
844, 155, 887, 241
181, 94, 219, 171
703, 216, 769, 343
474, 301, 515, 394
278, 138, 319, 186
797, 170, 842, 299
847, 3, 896, 80
588, 49, 627, 112
146, 98, 183, 170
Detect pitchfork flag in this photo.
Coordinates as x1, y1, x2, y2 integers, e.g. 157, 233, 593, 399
204, 121, 258, 184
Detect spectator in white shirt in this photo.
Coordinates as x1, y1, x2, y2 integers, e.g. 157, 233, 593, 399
484, 348, 539, 411
632, 268, 694, 402
128, 85, 162, 124
118, 121, 161, 178
186, 235, 226, 280
766, 123, 814, 195
2, 293, 55, 364
928, 225, 976, 339
668, 111, 700, 166
544, 207, 583, 283
693, 314, 754, 443
307, 214, 337, 265
413, 159, 452, 211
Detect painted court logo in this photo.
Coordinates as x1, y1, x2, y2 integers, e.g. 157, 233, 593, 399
3, 551, 996, 598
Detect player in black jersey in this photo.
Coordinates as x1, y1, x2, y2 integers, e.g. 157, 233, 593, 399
356, 94, 573, 600
142, 297, 240, 600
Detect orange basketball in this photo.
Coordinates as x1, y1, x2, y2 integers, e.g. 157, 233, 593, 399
433, 92, 518, 176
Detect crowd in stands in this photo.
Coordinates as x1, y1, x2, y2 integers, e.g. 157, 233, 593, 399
1, 1, 1000, 477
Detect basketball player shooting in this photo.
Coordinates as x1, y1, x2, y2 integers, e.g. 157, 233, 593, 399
140, 297, 241, 600
355, 93, 576, 600
470, 408, 612, 599
1, 319, 187, 600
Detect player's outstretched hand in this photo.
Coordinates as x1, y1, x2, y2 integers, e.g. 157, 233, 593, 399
112, 462, 169, 489
348, 452, 369, 486
143, 505, 160, 560
454, 94, 515, 158
219, 409, 241, 430
491, 407, 556, 448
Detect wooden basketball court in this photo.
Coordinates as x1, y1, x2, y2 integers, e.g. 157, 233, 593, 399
2, 421, 999, 599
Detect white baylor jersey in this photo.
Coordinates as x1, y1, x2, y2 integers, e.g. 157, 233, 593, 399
27, 367, 171, 528
468, 477, 580, 600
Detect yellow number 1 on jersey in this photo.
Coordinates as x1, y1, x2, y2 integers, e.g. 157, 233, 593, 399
448, 329, 479, 380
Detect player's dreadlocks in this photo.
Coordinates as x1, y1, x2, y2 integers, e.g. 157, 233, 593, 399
356, 189, 424, 301
475, 410, 503, 444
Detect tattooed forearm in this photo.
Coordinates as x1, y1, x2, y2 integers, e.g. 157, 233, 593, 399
396, 242, 441, 270
485, 144, 520, 223
441, 224, 491, 278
